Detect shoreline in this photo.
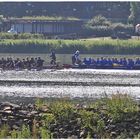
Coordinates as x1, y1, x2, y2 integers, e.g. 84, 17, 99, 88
0, 94, 140, 138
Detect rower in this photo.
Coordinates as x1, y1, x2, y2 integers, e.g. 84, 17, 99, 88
25, 57, 31, 70
72, 50, 81, 65
37, 57, 44, 69
50, 50, 56, 65
15, 58, 22, 69
135, 58, 140, 65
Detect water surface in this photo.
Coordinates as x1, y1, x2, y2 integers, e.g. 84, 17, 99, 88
0, 69, 139, 100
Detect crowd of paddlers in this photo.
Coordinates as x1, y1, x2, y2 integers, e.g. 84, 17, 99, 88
0, 57, 45, 70
71, 50, 140, 69
80, 57, 140, 69
1, 50, 140, 70
0, 50, 57, 70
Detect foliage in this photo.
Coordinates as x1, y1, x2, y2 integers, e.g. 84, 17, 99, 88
0, 32, 44, 39
82, 25, 112, 37
0, 124, 9, 138
20, 124, 31, 138
10, 129, 17, 139
40, 127, 51, 139
110, 23, 134, 35
100, 94, 138, 121
0, 94, 139, 139
134, 132, 140, 139
35, 98, 45, 109
84, 15, 134, 37
1, 38, 140, 54
86, 15, 111, 27
42, 113, 56, 128
12, 16, 80, 21
79, 110, 96, 129
11, 125, 32, 138
128, 2, 139, 25
0, 15, 4, 25
49, 100, 74, 121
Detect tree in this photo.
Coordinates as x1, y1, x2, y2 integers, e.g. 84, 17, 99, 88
86, 15, 111, 27
128, 2, 139, 25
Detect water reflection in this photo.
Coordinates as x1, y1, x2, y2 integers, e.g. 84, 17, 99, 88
0, 69, 139, 99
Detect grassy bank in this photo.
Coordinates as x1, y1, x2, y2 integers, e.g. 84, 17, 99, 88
0, 94, 140, 138
0, 39, 140, 54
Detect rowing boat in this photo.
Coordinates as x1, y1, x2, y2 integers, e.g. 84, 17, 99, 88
71, 64, 140, 70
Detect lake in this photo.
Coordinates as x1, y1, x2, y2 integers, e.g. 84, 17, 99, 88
0, 53, 140, 103
0, 68, 139, 101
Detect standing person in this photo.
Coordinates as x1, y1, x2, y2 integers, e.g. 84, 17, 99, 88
72, 50, 81, 65
50, 50, 56, 65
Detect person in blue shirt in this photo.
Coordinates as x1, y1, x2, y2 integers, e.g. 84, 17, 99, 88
114, 58, 119, 64
100, 57, 104, 66
127, 59, 134, 69
119, 58, 123, 65
107, 58, 113, 66
135, 58, 140, 65
91, 58, 96, 65
122, 58, 127, 66
103, 58, 108, 65
96, 58, 100, 65
83, 58, 87, 65
87, 58, 92, 66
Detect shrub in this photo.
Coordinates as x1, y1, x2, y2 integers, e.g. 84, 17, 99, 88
40, 127, 51, 139
20, 124, 31, 138
49, 100, 74, 121
110, 23, 134, 35
83, 16, 134, 37
86, 15, 111, 27
0, 32, 44, 39
101, 94, 138, 122
82, 26, 112, 37
0, 124, 9, 138
10, 129, 18, 139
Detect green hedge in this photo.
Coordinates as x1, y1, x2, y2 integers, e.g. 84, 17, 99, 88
0, 33, 45, 39
82, 25, 134, 37
81, 26, 112, 37
0, 39, 140, 54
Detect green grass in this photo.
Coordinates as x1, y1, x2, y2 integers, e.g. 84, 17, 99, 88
0, 38, 140, 54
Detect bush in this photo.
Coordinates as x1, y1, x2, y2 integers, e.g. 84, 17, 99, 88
0, 94, 139, 139
82, 26, 112, 37
110, 23, 134, 35
0, 32, 44, 39
86, 15, 111, 27
83, 16, 134, 37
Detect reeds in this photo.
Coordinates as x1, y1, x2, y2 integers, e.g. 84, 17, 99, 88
0, 38, 140, 54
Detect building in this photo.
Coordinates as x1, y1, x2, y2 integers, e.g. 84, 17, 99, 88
2, 19, 83, 36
